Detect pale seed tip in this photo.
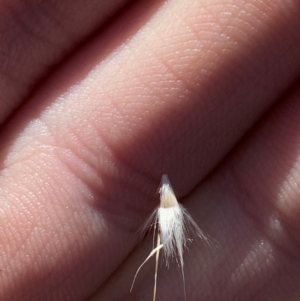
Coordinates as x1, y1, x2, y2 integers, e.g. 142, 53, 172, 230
159, 174, 178, 208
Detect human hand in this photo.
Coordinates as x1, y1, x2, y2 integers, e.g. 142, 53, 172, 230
1, 1, 300, 300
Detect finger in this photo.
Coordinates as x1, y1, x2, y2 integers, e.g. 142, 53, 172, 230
1, 0, 300, 300
0, 0, 132, 123
90, 87, 300, 301
14, 0, 300, 197
160, 84, 300, 300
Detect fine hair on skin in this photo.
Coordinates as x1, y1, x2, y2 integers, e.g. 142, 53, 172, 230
131, 174, 210, 301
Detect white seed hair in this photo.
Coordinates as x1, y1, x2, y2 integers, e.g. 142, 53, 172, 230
131, 174, 209, 301
158, 174, 208, 267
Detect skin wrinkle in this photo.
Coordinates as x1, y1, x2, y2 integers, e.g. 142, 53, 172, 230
254, 265, 300, 301
4, 0, 294, 232
207, 192, 294, 300
96, 99, 300, 300
227, 161, 300, 259
2, 1, 60, 50
222, 112, 300, 268
1, 0, 300, 300
231, 98, 300, 226
0, 0, 133, 123
224, 217, 281, 300
42, 97, 158, 228
0, 2, 64, 81
215, 201, 260, 300
1, 161, 105, 298
50, 113, 154, 234
48, 92, 157, 226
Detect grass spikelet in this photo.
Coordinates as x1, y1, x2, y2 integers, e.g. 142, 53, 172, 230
131, 174, 209, 301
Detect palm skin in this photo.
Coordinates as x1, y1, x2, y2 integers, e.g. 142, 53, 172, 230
0, 0, 300, 300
